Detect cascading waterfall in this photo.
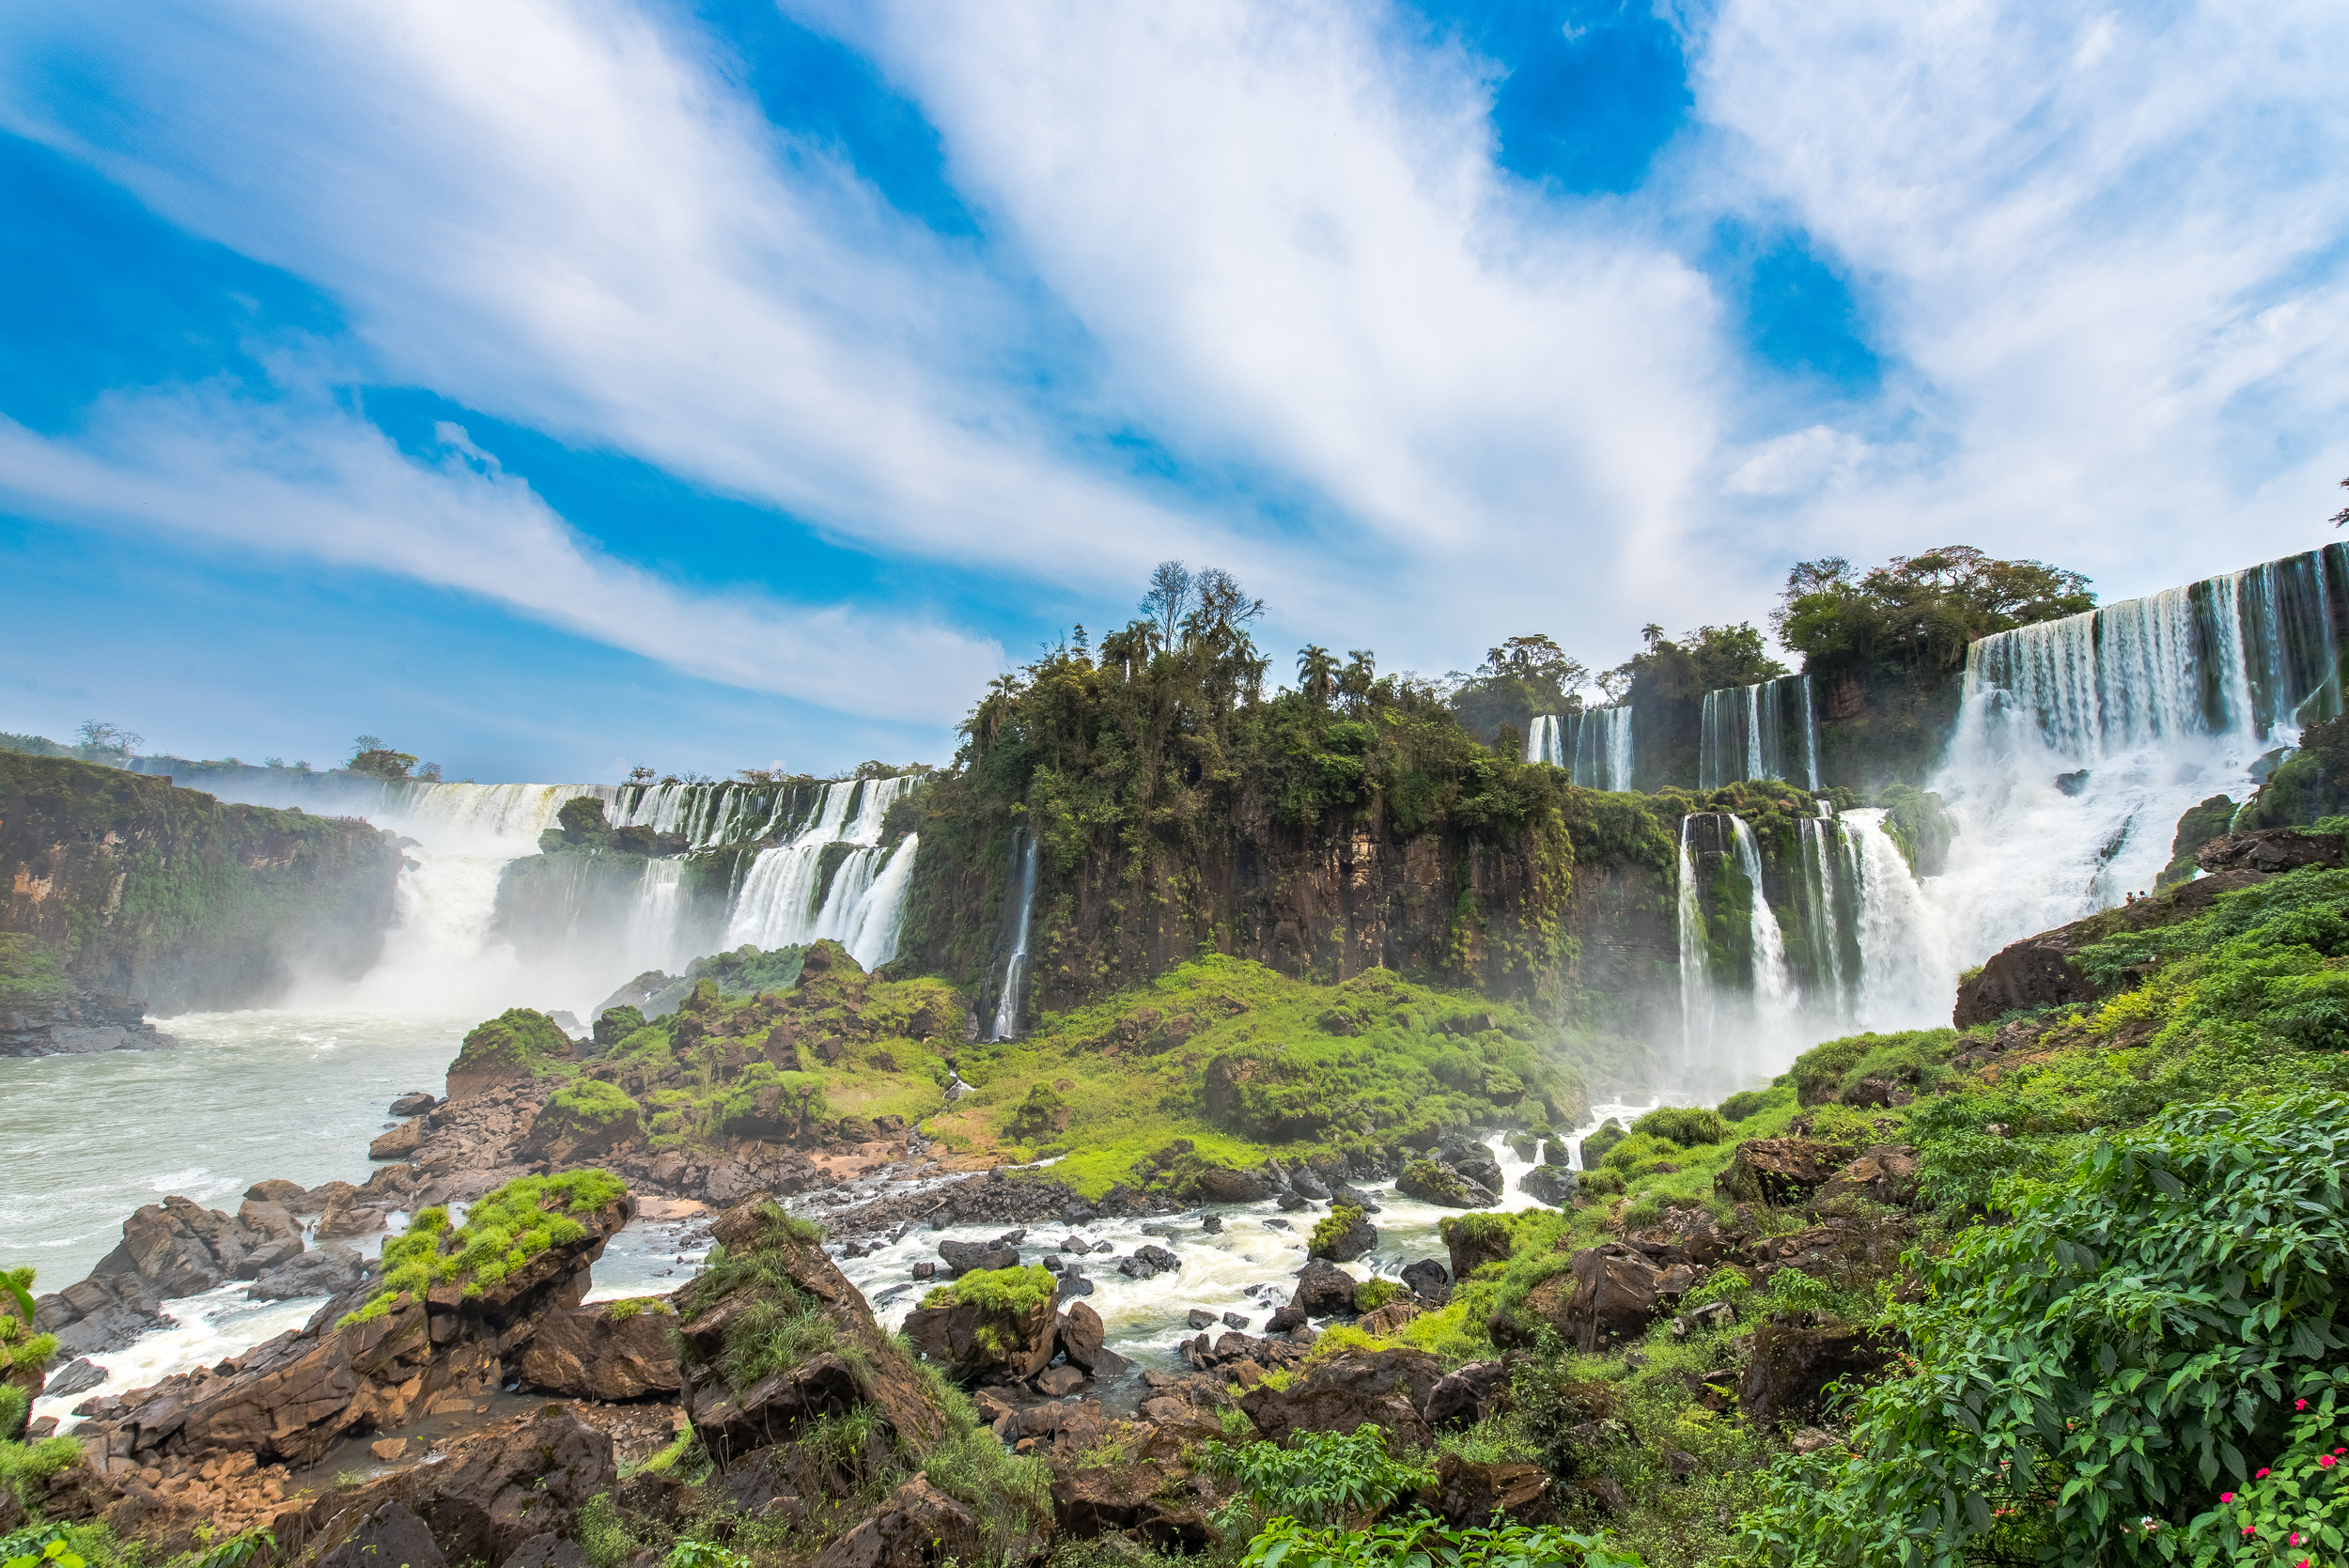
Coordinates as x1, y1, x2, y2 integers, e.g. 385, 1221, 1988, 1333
726, 776, 923, 954
1932, 541, 2348, 971
1674, 816, 1712, 1066
989, 831, 1041, 1041
1840, 808, 1949, 1025
1793, 802, 1855, 1021
1572, 706, 1635, 790
1728, 817, 1797, 1026
1699, 675, 1819, 791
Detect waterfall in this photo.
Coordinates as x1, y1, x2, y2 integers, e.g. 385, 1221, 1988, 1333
989, 831, 1041, 1041
1728, 817, 1797, 1026
1931, 541, 2347, 972
1795, 809, 1854, 1020
839, 835, 920, 970
1838, 809, 1949, 1026
1699, 675, 1820, 791
1674, 816, 1712, 1067
1574, 706, 1635, 790
724, 776, 922, 952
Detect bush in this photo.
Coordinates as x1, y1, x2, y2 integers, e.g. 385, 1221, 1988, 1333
1579, 1119, 1627, 1165
1719, 1090, 1771, 1122
342, 1170, 625, 1323
1203, 1425, 1433, 1528
1354, 1278, 1408, 1314
1745, 1092, 2349, 1565
1632, 1105, 1727, 1146
1240, 1514, 1645, 1566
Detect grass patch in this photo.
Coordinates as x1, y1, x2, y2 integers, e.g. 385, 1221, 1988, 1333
342, 1170, 626, 1324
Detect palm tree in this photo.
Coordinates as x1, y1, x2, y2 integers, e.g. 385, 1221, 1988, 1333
1297, 645, 1339, 706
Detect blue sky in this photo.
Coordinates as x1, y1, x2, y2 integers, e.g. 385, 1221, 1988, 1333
4, 0, 2345, 782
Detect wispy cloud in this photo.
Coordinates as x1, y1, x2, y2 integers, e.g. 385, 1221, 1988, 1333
0, 389, 1003, 721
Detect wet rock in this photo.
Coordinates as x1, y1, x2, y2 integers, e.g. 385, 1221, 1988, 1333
1328, 1180, 1381, 1214
1398, 1159, 1498, 1209
519, 1303, 683, 1400
1290, 1261, 1358, 1319
43, 1358, 107, 1399
1309, 1208, 1377, 1264
34, 1192, 310, 1356
1740, 1321, 1897, 1426
936, 1239, 1020, 1277
1715, 1140, 1843, 1206
1289, 1167, 1331, 1202
1193, 1165, 1276, 1203
1431, 1454, 1554, 1528
368, 1117, 425, 1160
389, 1092, 439, 1117
242, 1244, 373, 1301
1187, 1309, 1217, 1330
1455, 1154, 1505, 1194
1425, 1359, 1508, 1429
1275, 1191, 1310, 1212
1199, 1215, 1223, 1234
315, 1189, 389, 1239
317, 1502, 446, 1568
1401, 1258, 1450, 1300
902, 1276, 1061, 1387
1519, 1165, 1577, 1206
1240, 1348, 1440, 1452
1441, 1215, 1515, 1281
815, 1474, 981, 1568
1116, 1245, 1180, 1281
1222, 1312, 1249, 1329
2198, 827, 2344, 876
1034, 1365, 1086, 1398
1815, 1145, 1921, 1209
1058, 1270, 1096, 1297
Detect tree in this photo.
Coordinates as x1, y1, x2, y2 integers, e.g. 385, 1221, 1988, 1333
74, 721, 142, 759
2330, 475, 2348, 528
347, 737, 420, 781
1444, 634, 1591, 747
627, 766, 658, 784
1298, 645, 1340, 706
1142, 560, 1195, 645
1771, 545, 2094, 679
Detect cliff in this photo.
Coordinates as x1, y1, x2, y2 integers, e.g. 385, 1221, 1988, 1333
0, 753, 401, 1013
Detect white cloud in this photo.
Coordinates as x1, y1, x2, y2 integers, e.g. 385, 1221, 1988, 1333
1726, 426, 1870, 497
0, 390, 1003, 722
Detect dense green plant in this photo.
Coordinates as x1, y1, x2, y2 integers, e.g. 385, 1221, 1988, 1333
1239, 1513, 1645, 1566
342, 1170, 625, 1323
1354, 1278, 1409, 1314
662, 1541, 748, 1568
2, 1528, 85, 1568
452, 1007, 572, 1076
1629, 1106, 1726, 1146
1744, 1093, 2349, 1566
188, 1528, 274, 1568
1204, 1426, 1435, 1529
1772, 547, 2094, 683
2179, 1366, 2349, 1564
1447, 635, 1594, 747
0, 938, 73, 1009
1579, 1120, 1626, 1165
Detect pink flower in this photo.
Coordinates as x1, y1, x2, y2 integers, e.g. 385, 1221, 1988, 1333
2291, 1533, 2301, 1545
2223, 1493, 2236, 1503
2321, 1455, 2338, 1469
2261, 1469, 2274, 1479
2297, 1399, 2310, 1410
2247, 1527, 2259, 1537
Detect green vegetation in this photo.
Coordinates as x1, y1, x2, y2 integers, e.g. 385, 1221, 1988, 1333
0, 1268, 54, 1440
0, 1442, 86, 1529
1352, 1278, 1408, 1314
919, 1265, 1055, 1357
451, 1007, 574, 1079
1203, 1425, 1433, 1529
1604, 623, 1787, 792
1239, 1516, 1643, 1567
1628, 1106, 1726, 1147
602, 1296, 672, 1323
1308, 1205, 1366, 1258
1447, 635, 1594, 749
342, 1170, 625, 1323
675, 1203, 850, 1391
0, 938, 72, 1010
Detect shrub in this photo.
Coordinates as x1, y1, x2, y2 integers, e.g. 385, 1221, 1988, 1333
935, 1265, 1056, 1318
1203, 1425, 1434, 1528
1579, 1119, 1628, 1165
602, 1296, 672, 1323
341, 1170, 625, 1323
453, 1007, 571, 1076
1353, 1278, 1408, 1314
1745, 1092, 2349, 1565
1632, 1105, 1727, 1146
1001, 1082, 1068, 1142
542, 1079, 639, 1134
1719, 1090, 1771, 1123
1239, 1514, 1643, 1565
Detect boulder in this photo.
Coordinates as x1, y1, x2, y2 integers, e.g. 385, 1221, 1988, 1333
1519, 1165, 1577, 1206
43, 1358, 107, 1400
1557, 1243, 1687, 1353
314, 1190, 388, 1239
244, 1179, 306, 1206
813, 1474, 981, 1568
1430, 1454, 1555, 1528
1289, 1167, 1331, 1202
1626, 1205, 1740, 1267
369, 1117, 425, 1160
1740, 1320, 1896, 1426
34, 1192, 311, 1356
1056, 1300, 1108, 1372
1193, 1165, 1276, 1203
902, 1275, 1062, 1387
1441, 1214, 1516, 1282
1426, 1359, 1509, 1429
246, 1246, 372, 1303
1309, 1208, 1377, 1264
1401, 1258, 1450, 1299
1398, 1159, 1498, 1209
1715, 1140, 1843, 1206
1240, 1348, 1440, 1452
317, 1502, 446, 1568
1815, 1145, 1921, 1209
389, 1093, 440, 1117
519, 1303, 683, 1400
1051, 1457, 1212, 1549
937, 1240, 1020, 1277
1455, 1154, 1505, 1195
1116, 1245, 1180, 1281
1289, 1261, 1358, 1319
2198, 828, 2344, 876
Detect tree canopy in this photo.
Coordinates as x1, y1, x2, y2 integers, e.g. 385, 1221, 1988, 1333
1772, 545, 2095, 682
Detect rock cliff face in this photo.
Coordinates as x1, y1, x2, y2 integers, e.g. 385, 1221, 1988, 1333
907, 794, 1576, 1016
0, 753, 401, 1012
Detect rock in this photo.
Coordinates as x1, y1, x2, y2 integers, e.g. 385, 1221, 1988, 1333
1358, 1301, 1417, 1337
1222, 1312, 1249, 1330
43, 1358, 107, 1399
1051, 1457, 1213, 1549
2198, 827, 2344, 876
1425, 1359, 1509, 1429
315, 1190, 388, 1239
1056, 1236, 1094, 1255
1579, 1475, 1631, 1518
33, 1191, 315, 1356
1401, 1258, 1451, 1300
246, 1246, 372, 1303
505, 1537, 592, 1568
1240, 1348, 1441, 1452
937, 1240, 1020, 1276
1519, 1165, 1578, 1206
389, 1092, 439, 1117
1667, 1449, 1700, 1482
1266, 1305, 1306, 1333
911, 1262, 936, 1280
519, 1303, 683, 1400
1671, 1301, 1737, 1339
1193, 1165, 1276, 1203
1553, 1242, 1685, 1353
1276, 1191, 1310, 1212
369, 1117, 425, 1160
1058, 1270, 1096, 1297
1715, 1140, 1843, 1206
245, 1179, 306, 1206
1627, 1205, 1741, 1267
1186, 1309, 1217, 1330
813, 1474, 981, 1568
1455, 1155, 1504, 1194
317, 1502, 446, 1568
1398, 1159, 1498, 1209
1116, 1245, 1180, 1281
1290, 1167, 1331, 1201
1790, 1427, 1841, 1456
1328, 1180, 1381, 1214
1290, 1261, 1358, 1319
902, 1275, 1061, 1387
1034, 1365, 1086, 1398
1441, 1215, 1515, 1281
1432, 1454, 1555, 1528
1309, 1208, 1377, 1264
1816, 1144, 1921, 1208
1740, 1321, 1897, 1426
1200, 1215, 1223, 1234
370, 1437, 409, 1461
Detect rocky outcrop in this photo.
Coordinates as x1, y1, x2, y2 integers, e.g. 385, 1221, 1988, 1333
1816, 1145, 1920, 1208
1441, 1215, 1516, 1281
67, 1186, 633, 1476
1429, 1454, 1554, 1528
1952, 868, 2269, 1026
812, 1474, 982, 1568
0, 753, 401, 1013
677, 1200, 951, 1466
1739, 1320, 1897, 1426
1715, 1140, 1843, 1206
1399, 1159, 1498, 1209
1425, 1360, 1509, 1430
0, 985, 178, 1059
901, 1270, 1061, 1387
1308, 1208, 1377, 1264
517, 1303, 682, 1401
1508, 1242, 1697, 1354
1239, 1347, 1440, 1452
35, 1194, 306, 1357
1520, 1164, 1577, 1206
2195, 827, 2344, 876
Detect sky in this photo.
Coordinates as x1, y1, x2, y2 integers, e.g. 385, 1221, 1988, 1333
4, 0, 2346, 783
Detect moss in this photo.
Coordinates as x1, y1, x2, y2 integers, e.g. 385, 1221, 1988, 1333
1631, 1105, 1728, 1145
1439, 1211, 1516, 1256
602, 1296, 673, 1323
927, 1265, 1054, 1318
1403, 1158, 1475, 1203
0, 934, 74, 1008
341, 1170, 625, 1324
453, 1007, 573, 1078
1353, 1278, 1408, 1314
545, 1079, 639, 1128
1309, 1204, 1366, 1257
1579, 1119, 1628, 1165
